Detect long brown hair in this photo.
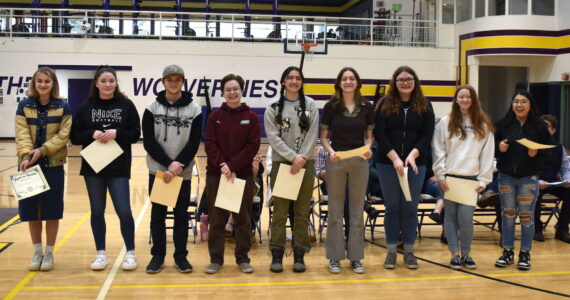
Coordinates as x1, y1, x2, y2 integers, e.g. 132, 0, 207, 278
329, 67, 366, 112
448, 85, 494, 140
87, 65, 126, 102
378, 66, 428, 115
27, 67, 62, 100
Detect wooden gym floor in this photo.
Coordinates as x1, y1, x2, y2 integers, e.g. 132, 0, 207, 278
0, 141, 569, 299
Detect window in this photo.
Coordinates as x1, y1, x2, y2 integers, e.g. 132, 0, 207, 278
532, 0, 554, 16
509, 0, 528, 15
475, 0, 485, 17
489, 0, 506, 16
456, 0, 472, 23
442, 0, 454, 24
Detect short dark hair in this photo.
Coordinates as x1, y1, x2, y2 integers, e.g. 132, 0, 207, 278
221, 74, 245, 91
541, 114, 558, 129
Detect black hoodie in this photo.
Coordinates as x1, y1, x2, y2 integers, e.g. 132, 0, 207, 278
70, 96, 141, 178
142, 90, 202, 180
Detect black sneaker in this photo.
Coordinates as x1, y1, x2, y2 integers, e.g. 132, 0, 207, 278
429, 212, 442, 224
174, 257, 193, 273
145, 256, 165, 274
517, 251, 531, 271
450, 255, 461, 270
495, 249, 514, 268
461, 255, 477, 269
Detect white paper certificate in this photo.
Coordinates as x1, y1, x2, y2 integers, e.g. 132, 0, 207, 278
397, 167, 412, 202
10, 165, 51, 201
271, 164, 306, 201
444, 176, 479, 206
80, 140, 124, 173
215, 175, 246, 213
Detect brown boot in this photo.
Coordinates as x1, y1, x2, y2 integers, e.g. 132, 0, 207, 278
555, 229, 570, 244
533, 230, 545, 242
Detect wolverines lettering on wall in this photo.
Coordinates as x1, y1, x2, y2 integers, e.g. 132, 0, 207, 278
133, 77, 279, 98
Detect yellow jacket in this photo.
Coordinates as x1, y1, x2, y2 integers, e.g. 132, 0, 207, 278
15, 98, 72, 167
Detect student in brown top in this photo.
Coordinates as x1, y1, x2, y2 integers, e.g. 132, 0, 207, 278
320, 67, 374, 274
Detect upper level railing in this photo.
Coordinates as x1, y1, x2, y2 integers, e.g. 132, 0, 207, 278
0, 8, 438, 47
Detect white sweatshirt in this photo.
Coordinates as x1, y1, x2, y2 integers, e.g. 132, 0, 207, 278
432, 115, 495, 187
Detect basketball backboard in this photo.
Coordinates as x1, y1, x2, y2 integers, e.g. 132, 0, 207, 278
283, 21, 328, 55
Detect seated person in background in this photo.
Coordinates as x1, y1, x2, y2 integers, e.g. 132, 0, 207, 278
424, 145, 444, 225
367, 141, 383, 202
533, 115, 570, 243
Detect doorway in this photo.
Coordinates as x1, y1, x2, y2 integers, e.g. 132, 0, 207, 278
478, 66, 527, 122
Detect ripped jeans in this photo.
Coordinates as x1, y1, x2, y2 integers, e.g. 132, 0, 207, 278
498, 173, 539, 252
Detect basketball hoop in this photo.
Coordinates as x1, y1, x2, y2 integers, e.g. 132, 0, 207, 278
300, 42, 317, 53
300, 42, 317, 64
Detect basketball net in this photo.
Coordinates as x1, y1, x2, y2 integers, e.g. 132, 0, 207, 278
300, 43, 317, 61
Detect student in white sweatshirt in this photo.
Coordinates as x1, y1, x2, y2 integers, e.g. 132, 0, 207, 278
432, 85, 495, 270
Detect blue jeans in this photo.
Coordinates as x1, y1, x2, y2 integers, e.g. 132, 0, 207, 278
377, 164, 426, 248
84, 176, 135, 251
498, 172, 539, 252
422, 181, 443, 199
444, 200, 474, 255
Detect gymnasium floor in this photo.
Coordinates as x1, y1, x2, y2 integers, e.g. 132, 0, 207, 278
0, 141, 569, 299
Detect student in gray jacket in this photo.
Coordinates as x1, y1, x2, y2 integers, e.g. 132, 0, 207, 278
265, 66, 319, 273
142, 65, 202, 274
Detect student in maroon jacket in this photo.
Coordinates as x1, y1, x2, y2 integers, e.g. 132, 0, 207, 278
203, 74, 260, 274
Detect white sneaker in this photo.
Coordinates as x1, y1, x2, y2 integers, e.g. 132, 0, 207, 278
40, 253, 54, 271
122, 253, 137, 271
29, 254, 43, 271
91, 254, 109, 271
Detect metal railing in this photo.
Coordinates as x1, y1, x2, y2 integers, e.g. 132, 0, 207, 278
0, 8, 438, 47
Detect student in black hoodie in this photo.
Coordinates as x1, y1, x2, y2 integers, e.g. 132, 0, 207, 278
494, 90, 551, 271
70, 66, 141, 271
142, 65, 202, 274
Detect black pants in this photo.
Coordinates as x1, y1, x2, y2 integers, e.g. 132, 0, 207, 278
534, 186, 570, 232
149, 174, 191, 260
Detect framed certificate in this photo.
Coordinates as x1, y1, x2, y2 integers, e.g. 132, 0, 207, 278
10, 165, 51, 201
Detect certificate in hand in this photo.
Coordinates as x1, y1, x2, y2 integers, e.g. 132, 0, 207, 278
271, 164, 306, 201
397, 167, 412, 202
215, 175, 246, 213
80, 140, 124, 173
10, 165, 51, 201
444, 176, 479, 206
545, 181, 570, 187
335, 144, 371, 160
150, 171, 183, 207
516, 138, 556, 150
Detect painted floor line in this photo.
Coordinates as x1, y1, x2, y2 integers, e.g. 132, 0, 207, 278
95, 198, 151, 300
19, 270, 570, 290
4, 211, 91, 300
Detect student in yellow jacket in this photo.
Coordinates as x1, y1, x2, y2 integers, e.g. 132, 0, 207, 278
15, 67, 72, 271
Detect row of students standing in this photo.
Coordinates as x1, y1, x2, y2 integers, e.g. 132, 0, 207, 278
15, 64, 553, 275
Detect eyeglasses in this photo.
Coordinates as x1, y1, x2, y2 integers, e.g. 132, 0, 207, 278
396, 78, 415, 84
224, 87, 241, 94
512, 100, 529, 105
